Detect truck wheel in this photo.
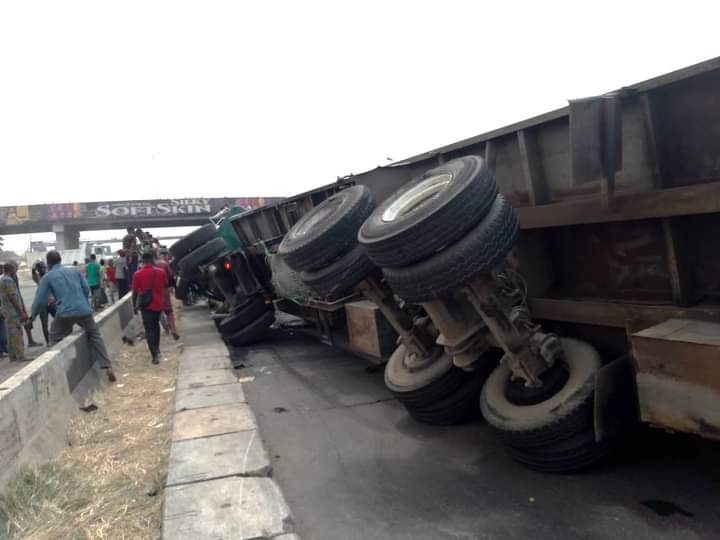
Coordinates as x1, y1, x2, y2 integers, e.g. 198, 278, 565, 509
385, 344, 490, 425
225, 310, 275, 347
382, 195, 518, 303
175, 277, 191, 301
278, 185, 374, 272
179, 237, 227, 278
301, 244, 377, 299
218, 295, 272, 336
170, 224, 217, 259
270, 254, 315, 302
480, 338, 610, 473
359, 156, 497, 268
408, 371, 486, 425
508, 431, 613, 474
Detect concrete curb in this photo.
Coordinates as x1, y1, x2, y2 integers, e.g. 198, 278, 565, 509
162, 304, 300, 540
0, 294, 135, 491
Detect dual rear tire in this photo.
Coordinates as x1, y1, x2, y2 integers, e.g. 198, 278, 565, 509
279, 185, 377, 299
385, 344, 500, 426
480, 338, 612, 473
358, 155, 517, 303
217, 294, 275, 347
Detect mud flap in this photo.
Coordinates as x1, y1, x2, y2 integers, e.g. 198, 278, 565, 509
594, 355, 639, 443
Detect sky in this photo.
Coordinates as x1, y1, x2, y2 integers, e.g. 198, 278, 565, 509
1, 0, 718, 251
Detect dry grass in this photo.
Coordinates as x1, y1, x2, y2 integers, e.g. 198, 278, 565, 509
0, 320, 182, 540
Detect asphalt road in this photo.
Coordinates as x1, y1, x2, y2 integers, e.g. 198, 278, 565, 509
234, 330, 720, 540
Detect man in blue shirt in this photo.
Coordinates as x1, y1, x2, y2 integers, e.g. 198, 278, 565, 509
31, 250, 116, 382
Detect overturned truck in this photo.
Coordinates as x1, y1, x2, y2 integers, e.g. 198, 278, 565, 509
172, 57, 720, 472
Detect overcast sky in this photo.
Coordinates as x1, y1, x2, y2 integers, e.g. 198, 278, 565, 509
1, 1, 718, 250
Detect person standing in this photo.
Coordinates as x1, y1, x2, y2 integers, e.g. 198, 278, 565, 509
31, 251, 116, 382
85, 254, 101, 309
97, 259, 109, 307
31, 260, 55, 346
155, 248, 180, 340
131, 251, 167, 364
106, 259, 117, 304
0, 312, 8, 358
11, 266, 42, 348
115, 250, 129, 298
123, 228, 139, 285
0, 262, 27, 362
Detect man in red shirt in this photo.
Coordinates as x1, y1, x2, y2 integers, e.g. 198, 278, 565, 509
131, 250, 168, 364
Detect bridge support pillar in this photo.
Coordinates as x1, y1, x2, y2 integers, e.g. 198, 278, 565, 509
52, 224, 80, 251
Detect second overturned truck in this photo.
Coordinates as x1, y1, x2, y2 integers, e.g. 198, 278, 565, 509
170, 57, 720, 473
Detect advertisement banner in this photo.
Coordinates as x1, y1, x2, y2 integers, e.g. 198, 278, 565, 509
0, 197, 281, 228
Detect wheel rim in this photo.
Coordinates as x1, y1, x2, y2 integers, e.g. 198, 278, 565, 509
293, 197, 343, 236
385, 344, 454, 392
381, 173, 453, 223
505, 361, 570, 406
480, 338, 602, 431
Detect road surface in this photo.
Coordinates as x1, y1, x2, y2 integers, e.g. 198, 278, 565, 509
234, 331, 720, 540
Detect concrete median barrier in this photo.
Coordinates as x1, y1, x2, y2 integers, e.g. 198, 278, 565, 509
0, 294, 135, 491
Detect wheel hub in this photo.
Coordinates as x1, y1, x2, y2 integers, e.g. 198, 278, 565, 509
505, 361, 569, 406
294, 197, 342, 236
381, 173, 453, 222
403, 346, 442, 372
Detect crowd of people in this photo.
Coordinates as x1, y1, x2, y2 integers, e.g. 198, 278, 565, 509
0, 226, 181, 371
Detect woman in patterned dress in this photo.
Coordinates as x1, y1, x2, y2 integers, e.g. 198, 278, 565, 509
0, 262, 27, 362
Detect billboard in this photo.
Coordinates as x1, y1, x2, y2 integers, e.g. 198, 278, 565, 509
0, 197, 281, 228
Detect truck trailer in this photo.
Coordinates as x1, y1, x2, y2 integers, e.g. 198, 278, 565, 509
170, 56, 720, 472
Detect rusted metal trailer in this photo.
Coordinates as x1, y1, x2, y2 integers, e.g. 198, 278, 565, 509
203, 56, 720, 470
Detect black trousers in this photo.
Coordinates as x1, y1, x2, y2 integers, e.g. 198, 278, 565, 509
141, 309, 161, 359
117, 278, 129, 298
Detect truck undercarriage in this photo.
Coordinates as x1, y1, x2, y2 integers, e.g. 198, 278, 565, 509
170, 56, 720, 472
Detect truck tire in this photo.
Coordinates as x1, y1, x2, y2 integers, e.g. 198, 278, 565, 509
382, 195, 518, 303
179, 237, 227, 277
385, 344, 495, 425
359, 156, 497, 268
301, 244, 377, 299
218, 295, 272, 336
175, 277, 191, 301
225, 310, 275, 347
170, 224, 217, 259
508, 431, 614, 474
407, 371, 486, 425
278, 185, 374, 272
270, 254, 315, 302
480, 338, 610, 473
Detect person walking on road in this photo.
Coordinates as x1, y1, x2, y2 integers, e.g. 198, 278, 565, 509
85, 254, 101, 309
0, 262, 27, 362
31, 251, 116, 382
115, 250, 129, 298
132, 250, 167, 365
106, 259, 117, 304
97, 259, 109, 307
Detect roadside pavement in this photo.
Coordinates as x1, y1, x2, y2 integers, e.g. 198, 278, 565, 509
162, 303, 299, 540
